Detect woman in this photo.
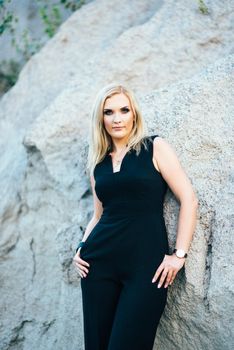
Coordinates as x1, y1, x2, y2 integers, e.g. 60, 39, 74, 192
73, 83, 198, 350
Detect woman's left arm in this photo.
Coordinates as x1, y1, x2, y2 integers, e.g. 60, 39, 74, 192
151, 137, 199, 288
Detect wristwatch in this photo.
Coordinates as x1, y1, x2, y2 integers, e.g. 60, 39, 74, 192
75, 241, 86, 253
173, 248, 188, 258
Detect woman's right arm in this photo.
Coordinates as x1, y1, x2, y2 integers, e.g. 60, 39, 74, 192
73, 173, 103, 277
80, 173, 103, 243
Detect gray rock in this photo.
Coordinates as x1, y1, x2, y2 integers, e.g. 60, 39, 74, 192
0, 0, 233, 349
148, 54, 234, 350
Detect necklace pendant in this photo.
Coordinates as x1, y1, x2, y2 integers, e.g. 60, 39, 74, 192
110, 143, 129, 173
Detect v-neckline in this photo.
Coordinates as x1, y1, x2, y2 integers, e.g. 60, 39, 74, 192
107, 149, 130, 174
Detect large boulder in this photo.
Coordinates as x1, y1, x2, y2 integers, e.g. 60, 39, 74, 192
0, 0, 233, 349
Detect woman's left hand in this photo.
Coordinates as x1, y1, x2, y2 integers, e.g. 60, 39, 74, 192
152, 254, 185, 288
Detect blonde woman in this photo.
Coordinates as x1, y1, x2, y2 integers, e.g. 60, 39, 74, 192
73, 83, 198, 350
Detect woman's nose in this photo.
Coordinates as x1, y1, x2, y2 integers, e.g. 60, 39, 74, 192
113, 113, 122, 121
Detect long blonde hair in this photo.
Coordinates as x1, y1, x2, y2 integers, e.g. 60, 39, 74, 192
86, 83, 149, 176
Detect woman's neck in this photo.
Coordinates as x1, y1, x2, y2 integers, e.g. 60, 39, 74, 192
111, 137, 129, 153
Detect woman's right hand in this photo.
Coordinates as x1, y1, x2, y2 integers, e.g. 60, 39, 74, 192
73, 248, 90, 278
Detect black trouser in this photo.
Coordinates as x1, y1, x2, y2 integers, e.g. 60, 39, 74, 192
80, 260, 168, 350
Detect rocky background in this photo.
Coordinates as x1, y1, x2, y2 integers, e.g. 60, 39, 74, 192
0, 0, 233, 349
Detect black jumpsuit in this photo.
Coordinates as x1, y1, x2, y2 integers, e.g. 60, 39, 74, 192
80, 134, 169, 350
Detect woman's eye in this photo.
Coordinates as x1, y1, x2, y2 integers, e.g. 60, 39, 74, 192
103, 108, 129, 115
122, 108, 129, 113
104, 110, 112, 115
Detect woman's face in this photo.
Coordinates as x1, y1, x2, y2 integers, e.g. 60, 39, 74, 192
103, 93, 135, 142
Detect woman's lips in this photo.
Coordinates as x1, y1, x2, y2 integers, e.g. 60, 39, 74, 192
113, 127, 124, 130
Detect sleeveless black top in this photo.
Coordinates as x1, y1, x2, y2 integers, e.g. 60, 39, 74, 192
94, 134, 168, 217
80, 134, 169, 272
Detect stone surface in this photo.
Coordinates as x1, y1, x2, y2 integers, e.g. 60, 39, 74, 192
148, 55, 234, 350
0, 0, 88, 63
0, 0, 233, 349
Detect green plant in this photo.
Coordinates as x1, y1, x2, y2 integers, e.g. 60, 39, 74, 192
37, 0, 86, 37
0, 0, 18, 35
60, 0, 86, 11
11, 29, 44, 61
38, 2, 62, 38
0, 0, 87, 94
0, 59, 21, 95
198, 0, 209, 15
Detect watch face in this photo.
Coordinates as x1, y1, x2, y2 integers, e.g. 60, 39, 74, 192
176, 249, 185, 258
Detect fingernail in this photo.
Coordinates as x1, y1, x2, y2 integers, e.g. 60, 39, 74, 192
152, 279, 155, 283
157, 284, 161, 288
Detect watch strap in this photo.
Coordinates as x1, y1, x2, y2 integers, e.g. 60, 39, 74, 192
75, 241, 86, 253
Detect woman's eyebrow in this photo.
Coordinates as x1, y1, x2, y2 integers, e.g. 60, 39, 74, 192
103, 105, 129, 110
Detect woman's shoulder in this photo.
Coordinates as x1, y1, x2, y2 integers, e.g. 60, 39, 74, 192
148, 135, 176, 160
146, 134, 169, 153
146, 134, 160, 143
147, 134, 167, 143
